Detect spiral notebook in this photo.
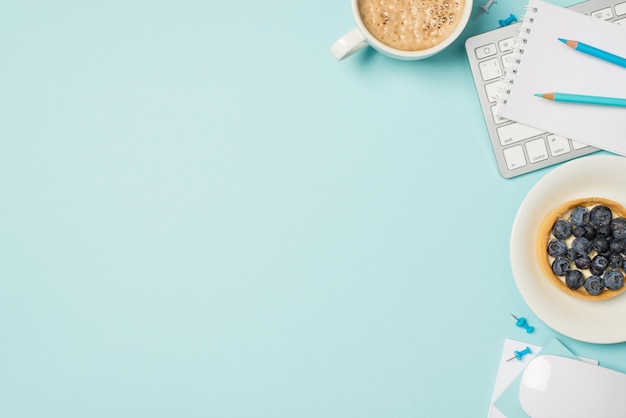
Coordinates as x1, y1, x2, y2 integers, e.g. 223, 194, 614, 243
494, 0, 626, 156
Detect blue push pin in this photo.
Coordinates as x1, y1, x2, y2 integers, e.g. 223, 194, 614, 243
474, 0, 497, 19
507, 346, 532, 362
499, 13, 518, 26
511, 313, 534, 333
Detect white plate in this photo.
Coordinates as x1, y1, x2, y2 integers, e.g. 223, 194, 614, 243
511, 154, 626, 344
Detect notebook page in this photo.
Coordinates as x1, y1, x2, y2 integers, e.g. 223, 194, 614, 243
494, 0, 626, 155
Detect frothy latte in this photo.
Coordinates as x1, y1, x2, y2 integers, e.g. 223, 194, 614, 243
358, 0, 466, 51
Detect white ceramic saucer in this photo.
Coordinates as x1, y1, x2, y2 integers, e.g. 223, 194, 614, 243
510, 154, 626, 344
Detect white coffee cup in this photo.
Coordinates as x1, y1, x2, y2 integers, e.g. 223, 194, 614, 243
331, 0, 473, 60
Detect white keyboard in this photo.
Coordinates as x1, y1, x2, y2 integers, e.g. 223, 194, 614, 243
465, 0, 626, 178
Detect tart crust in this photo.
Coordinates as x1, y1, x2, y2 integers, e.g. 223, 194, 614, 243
537, 197, 626, 301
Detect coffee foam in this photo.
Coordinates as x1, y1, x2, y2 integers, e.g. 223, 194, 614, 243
358, 0, 465, 51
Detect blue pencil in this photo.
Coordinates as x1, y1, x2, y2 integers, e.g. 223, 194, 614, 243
558, 38, 626, 68
534, 92, 626, 107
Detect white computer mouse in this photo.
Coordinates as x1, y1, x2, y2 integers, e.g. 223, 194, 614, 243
519, 354, 626, 418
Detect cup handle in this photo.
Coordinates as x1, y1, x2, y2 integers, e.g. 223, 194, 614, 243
330, 28, 368, 60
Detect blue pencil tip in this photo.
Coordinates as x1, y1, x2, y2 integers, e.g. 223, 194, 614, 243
558, 38, 567, 43
534, 93, 542, 97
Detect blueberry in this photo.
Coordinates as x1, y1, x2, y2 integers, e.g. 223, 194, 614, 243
590, 205, 613, 227
580, 224, 597, 240
610, 218, 626, 240
596, 224, 611, 238
566, 248, 581, 261
609, 253, 623, 268
547, 239, 567, 257
584, 275, 605, 296
565, 270, 585, 290
552, 220, 573, 239
590, 255, 609, 276
592, 237, 610, 253
610, 239, 626, 255
574, 254, 592, 270
570, 206, 590, 227
572, 237, 592, 255
551, 256, 570, 276
604, 269, 625, 291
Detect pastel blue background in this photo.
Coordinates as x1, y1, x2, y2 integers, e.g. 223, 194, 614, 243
2, 1, 625, 417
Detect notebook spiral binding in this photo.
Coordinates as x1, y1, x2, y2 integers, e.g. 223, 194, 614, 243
495, 5, 540, 105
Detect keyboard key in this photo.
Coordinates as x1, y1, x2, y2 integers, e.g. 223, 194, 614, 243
485, 81, 501, 103
490, 105, 507, 125
498, 37, 516, 52
547, 135, 571, 156
497, 122, 544, 146
479, 58, 502, 81
501, 52, 515, 67
616, 2, 626, 15
614, 17, 626, 24
503, 145, 527, 170
525, 138, 549, 163
591, 7, 614, 19
475, 43, 497, 59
